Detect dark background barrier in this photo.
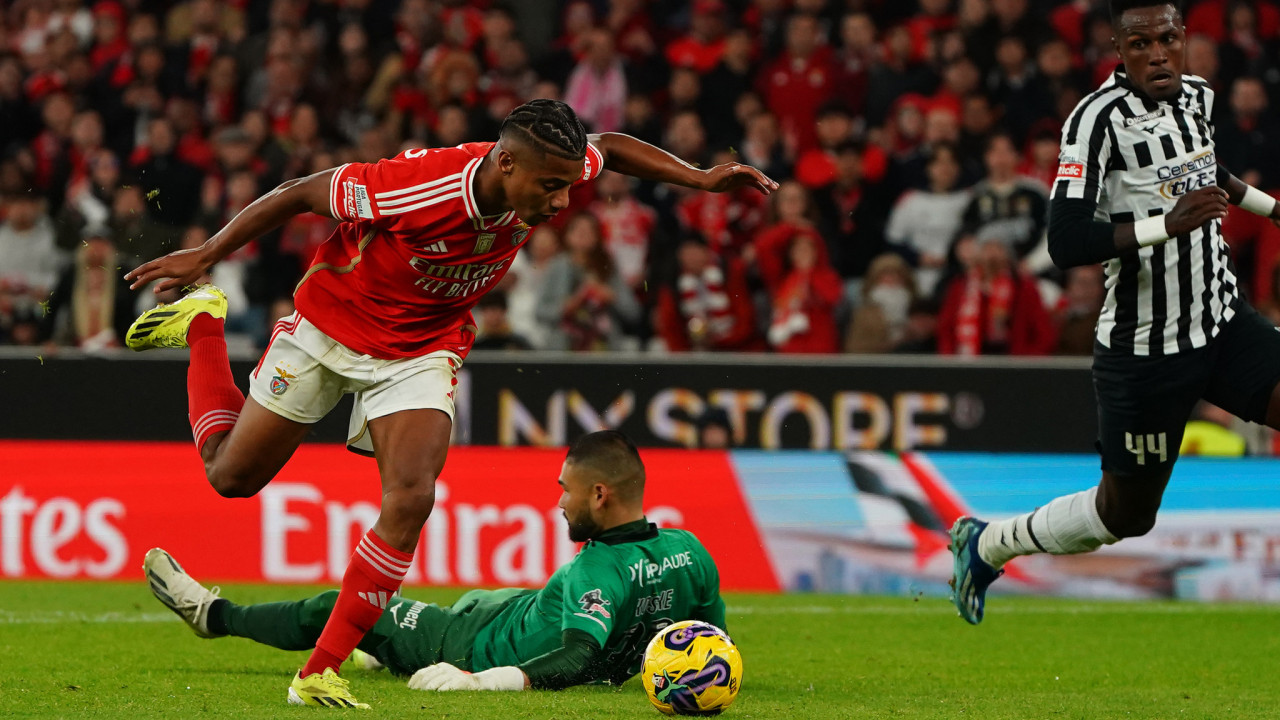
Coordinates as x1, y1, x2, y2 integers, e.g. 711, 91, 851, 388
0, 351, 1095, 451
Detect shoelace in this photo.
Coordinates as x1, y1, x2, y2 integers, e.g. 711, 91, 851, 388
172, 581, 220, 621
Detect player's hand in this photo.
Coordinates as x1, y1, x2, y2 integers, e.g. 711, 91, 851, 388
408, 663, 480, 691
1165, 186, 1229, 237
124, 247, 214, 293
700, 162, 779, 195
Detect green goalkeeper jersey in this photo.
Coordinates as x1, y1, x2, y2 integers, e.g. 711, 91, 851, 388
470, 518, 725, 684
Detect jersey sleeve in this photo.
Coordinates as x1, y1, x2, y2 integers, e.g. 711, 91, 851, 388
560, 552, 628, 647
576, 142, 605, 186
328, 154, 451, 228
1052, 106, 1113, 205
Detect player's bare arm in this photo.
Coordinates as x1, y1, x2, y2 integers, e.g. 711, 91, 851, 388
125, 169, 337, 293
1217, 167, 1280, 228
589, 132, 779, 195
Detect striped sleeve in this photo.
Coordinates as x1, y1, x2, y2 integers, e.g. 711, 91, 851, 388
576, 141, 605, 185
329, 153, 464, 226
1053, 94, 1118, 204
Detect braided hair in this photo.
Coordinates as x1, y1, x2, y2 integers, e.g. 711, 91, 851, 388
499, 99, 588, 161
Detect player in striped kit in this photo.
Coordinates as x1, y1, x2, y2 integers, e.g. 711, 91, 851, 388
949, 0, 1280, 624
122, 100, 775, 706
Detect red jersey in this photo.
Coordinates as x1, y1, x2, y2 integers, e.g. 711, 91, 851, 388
296, 141, 604, 359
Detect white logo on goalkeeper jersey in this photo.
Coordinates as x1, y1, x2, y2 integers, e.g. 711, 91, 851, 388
358, 590, 390, 609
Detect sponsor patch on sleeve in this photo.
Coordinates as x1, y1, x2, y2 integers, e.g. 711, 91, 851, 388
343, 178, 373, 219
353, 183, 373, 219
1056, 162, 1086, 180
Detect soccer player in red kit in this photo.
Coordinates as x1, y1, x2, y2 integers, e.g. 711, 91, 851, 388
123, 100, 776, 708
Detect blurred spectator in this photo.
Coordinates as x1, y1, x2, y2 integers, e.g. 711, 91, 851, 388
956, 133, 1048, 261
752, 180, 829, 293
815, 142, 891, 282
472, 291, 533, 351
1054, 265, 1105, 356
760, 13, 835, 153
664, 110, 708, 167
695, 407, 734, 449
1020, 123, 1065, 192
834, 13, 879, 119
737, 111, 792, 183
768, 232, 843, 353
0, 191, 61, 307
132, 117, 202, 227
56, 147, 118, 250
0, 55, 40, 148
654, 236, 759, 352
986, 34, 1052, 145
42, 225, 136, 350
703, 28, 758, 148
1218, 76, 1280, 189
676, 148, 769, 259
537, 213, 641, 351
885, 144, 970, 298
868, 22, 937, 130
110, 184, 173, 268
564, 28, 627, 133
966, 0, 1053, 73
666, 0, 729, 74
794, 102, 857, 190
845, 253, 919, 354
590, 171, 658, 293
938, 236, 1057, 356
507, 224, 563, 350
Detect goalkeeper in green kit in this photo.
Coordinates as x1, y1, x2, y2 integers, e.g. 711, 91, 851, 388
143, 431, 726, 694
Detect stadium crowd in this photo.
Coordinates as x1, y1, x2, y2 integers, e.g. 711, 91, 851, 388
3, 0, 1280, 356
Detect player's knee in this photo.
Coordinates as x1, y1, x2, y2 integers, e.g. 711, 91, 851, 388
383, 474, 438, 524
1099, 505, 1159, 539
206, 463, 263, 499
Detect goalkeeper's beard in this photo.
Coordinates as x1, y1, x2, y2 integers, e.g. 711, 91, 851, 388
565, 511, 603, 543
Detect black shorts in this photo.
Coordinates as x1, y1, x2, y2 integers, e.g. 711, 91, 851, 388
1093, 302, 1280, 476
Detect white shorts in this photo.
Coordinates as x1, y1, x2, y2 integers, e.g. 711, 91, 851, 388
248, 312, 461, 455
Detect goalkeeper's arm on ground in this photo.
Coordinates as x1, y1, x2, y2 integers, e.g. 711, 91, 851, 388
515, 629, 603, 690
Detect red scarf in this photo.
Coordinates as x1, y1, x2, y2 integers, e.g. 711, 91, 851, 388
955, 270, 1014, 355
678, 265, 736, 342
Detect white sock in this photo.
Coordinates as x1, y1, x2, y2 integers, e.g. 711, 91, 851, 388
977, 487, 1119, 568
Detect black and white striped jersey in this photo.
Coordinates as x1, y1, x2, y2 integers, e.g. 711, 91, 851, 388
1054, 68, 1239, 356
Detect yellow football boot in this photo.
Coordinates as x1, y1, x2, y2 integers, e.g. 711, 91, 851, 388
125, 284, 227, 351
287, 668, 370, 709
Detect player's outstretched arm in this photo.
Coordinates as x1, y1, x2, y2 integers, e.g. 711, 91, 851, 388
407, 630, 600, 692
590, 132, 779, 195
1217, 165, 1280, 227
125, 168, 337, 293
1048, 187, 1229, 269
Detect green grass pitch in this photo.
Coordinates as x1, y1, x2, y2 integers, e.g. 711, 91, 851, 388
2, 580, 1278, 719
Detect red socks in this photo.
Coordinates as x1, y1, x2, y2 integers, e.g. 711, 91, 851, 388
301, 530, 413, 677
187, 313, 244, 451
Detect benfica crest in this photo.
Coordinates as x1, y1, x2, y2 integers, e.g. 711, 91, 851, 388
512, 223, 530, 246
270, 365, 297, 396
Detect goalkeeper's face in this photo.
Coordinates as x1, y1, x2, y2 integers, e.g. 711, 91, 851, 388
557, 462, 606, 543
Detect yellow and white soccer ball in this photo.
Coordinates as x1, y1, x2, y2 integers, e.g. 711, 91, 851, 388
642, 620, 742, 716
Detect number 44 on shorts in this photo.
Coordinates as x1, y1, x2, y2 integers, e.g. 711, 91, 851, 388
1125, 432, 1168, 466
